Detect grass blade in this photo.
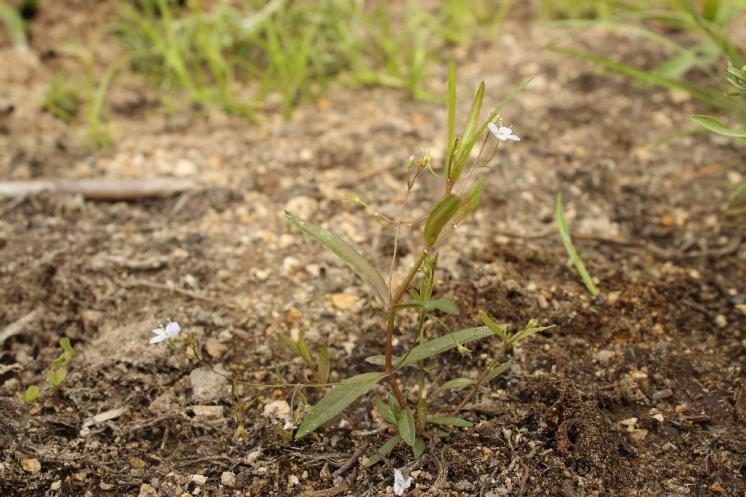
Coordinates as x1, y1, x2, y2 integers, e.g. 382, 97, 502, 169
555, 193, 600, 298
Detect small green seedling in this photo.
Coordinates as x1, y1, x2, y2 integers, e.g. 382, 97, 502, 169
20, 337, 75, 404
555, 192, 600, 298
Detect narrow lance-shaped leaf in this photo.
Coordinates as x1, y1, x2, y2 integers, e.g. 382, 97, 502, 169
484, 360, 512, 384
399, 326, 494, 368
445, 59, 457, 178
365, 434, 401, 467
440, 378, 473, 390
453, 176, 485, 225
428, 416, 473, 427
690, 114, 746, 138
396, 299, 459, 315
375, 398, 398, 426
479, 311, 510, 343
295, 372, 385, 439
555, 193, 600, 298
398, 408, 416, 447
317, 346, 330, 384
412, 437, 426, 459
424, 194, 460, 246
285, 211, 390, 305
451, 82, 485, 180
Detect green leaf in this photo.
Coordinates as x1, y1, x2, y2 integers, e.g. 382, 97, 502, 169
690, 114, 746, 138
20, 385, 40, 404
551, 47, 740, 115
512, 320, 555, 342
396, 299, 460, 315
295, 372, 385, 439
484, 361, 512, 384
375, 398, 398, 425
279, 333, 301, 357
412, 437, 426, 459
365, 354, 402, 367
398, 408, 416, 447
479, 311, 510, 343
428, 416, 473, 427
453, 176, 485, 225
52, 337, 74, 367
365, 434, 401, 467
450, 81, 485, 180
440, 378, 473, 390
296, 331, 313, 365
424, 194, 460, 246
285, 211, 390, 305
555, 193, 600, 298
47, 368, 67, 389
445, 59, 456, 176
317, 346, 330, 384
399, 326, 494, 368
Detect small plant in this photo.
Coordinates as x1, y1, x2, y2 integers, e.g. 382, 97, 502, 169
284, 64, 552, 462
691, 62, 746, 215
44, 75, 82, 123
20, 338, 75, 405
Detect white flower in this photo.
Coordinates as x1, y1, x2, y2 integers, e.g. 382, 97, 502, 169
393, 468, 413, 496
488, 121, 520, 142
149, 321, 181, 344
283, 417, 296, 431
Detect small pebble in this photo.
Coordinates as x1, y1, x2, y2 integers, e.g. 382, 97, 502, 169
714, 315, 727, 328
20, 458, 41, 474
221, 471, 236, 487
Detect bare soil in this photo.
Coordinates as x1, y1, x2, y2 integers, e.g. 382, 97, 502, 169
1, 2, 745, 496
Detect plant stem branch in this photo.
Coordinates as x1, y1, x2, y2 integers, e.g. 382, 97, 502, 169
451, 341, 511, 415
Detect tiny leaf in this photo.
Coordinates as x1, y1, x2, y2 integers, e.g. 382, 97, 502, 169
20, 385, 40, 404
375, 398, 398, 426
365, 354, 402, 367
440, 378, 473, 390
479, 311, 510, 343
295, 372, 385, 439
47, 368, 67, 389
365, 434, 401, 467
398, 408, 416, 447
484, 361, 512, 384
424, 194, 460, 246
412, 437, 426, 459
279, 333, 301, 357
317, 346, 330, 384
396, 299, 460, 315
428, 416, 473, 427
285, 211, 390, 305
296, 331, 313, 365
690, 114, 746, 138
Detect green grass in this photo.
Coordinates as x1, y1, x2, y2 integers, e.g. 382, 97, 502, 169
548, 0, 746, 118
555, 193, 600, 298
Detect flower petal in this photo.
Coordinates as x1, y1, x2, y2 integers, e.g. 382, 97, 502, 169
151, 327, 165, 335
149, 335, 167, 344
165, 321, 181, 337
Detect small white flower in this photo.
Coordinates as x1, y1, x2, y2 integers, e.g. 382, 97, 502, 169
488, 121, 520, 142
149, 321, 181, 344
283, 417, 296, 431
393, 468, 413, 496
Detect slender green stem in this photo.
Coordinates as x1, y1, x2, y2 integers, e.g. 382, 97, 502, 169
451, 341, 511, 415
385, 250, 428, 408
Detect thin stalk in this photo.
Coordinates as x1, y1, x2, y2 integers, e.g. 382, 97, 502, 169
451, 341, 511, 415
384, 250, 428, 408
